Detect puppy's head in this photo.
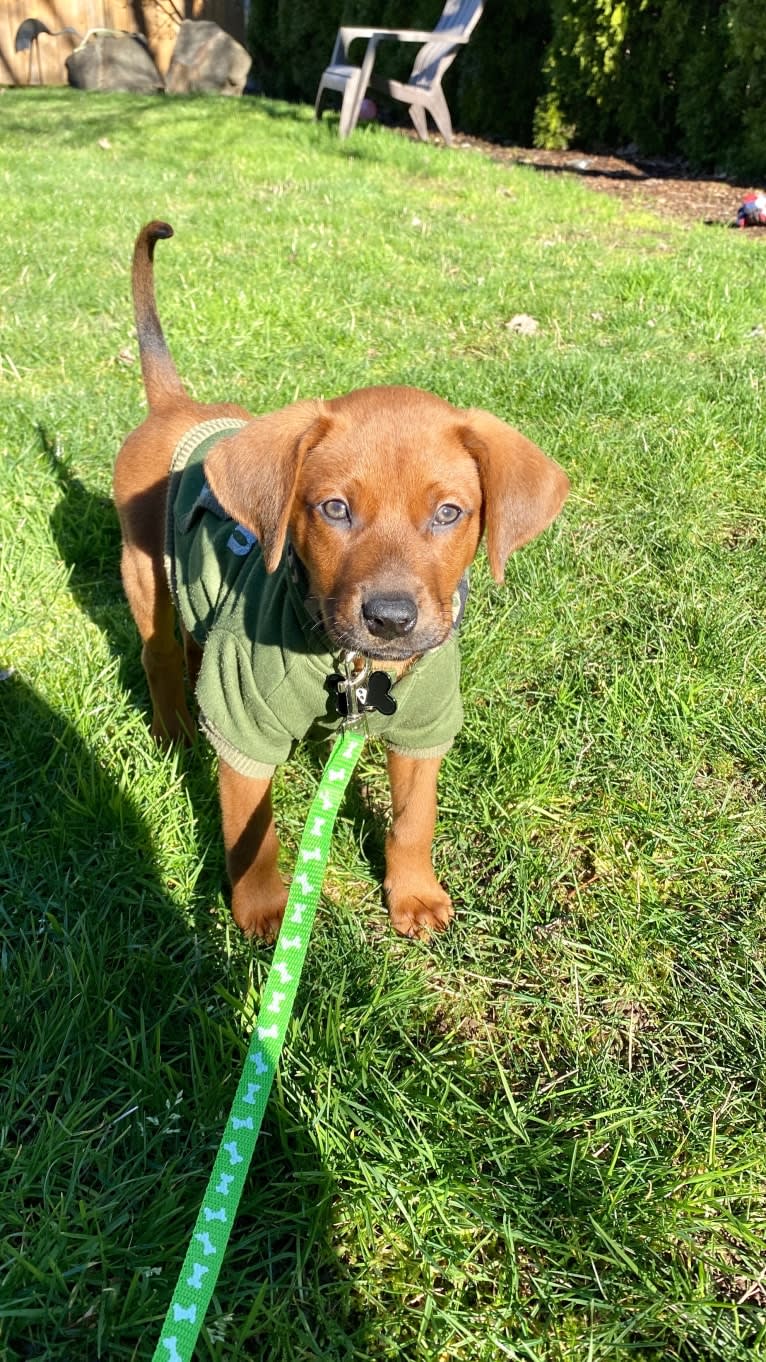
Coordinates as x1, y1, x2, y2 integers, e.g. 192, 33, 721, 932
205, 386, 569, 660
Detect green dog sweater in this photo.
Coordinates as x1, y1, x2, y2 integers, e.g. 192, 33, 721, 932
164, 419, 465, 779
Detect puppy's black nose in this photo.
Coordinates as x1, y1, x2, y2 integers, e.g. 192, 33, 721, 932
361, 593, 418, 639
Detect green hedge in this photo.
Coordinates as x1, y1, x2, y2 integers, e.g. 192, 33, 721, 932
248, 0, 766, 178
533, 0, 766, 176
534, 0, 752, 174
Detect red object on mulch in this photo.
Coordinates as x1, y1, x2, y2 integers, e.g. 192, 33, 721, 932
735, 192, 766, 227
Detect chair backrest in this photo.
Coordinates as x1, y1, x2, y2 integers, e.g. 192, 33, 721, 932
434, 0, 484, 39
410, 0, 483, 89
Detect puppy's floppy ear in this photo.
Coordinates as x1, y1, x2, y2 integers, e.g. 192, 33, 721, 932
205, 400, 331, 573
458, 409, 569, 582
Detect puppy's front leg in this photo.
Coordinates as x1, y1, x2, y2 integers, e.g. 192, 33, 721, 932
384, 752, 454, 938
219, 761, 288, 940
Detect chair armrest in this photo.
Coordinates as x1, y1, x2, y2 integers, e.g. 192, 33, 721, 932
339, 25, 469, 48
329, 24, 468, 73
331, 28, 389, 66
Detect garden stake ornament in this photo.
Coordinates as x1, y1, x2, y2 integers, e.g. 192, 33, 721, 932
152, 727, 364, 1362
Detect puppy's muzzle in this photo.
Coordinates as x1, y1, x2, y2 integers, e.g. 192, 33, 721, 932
361, 592, 418, 642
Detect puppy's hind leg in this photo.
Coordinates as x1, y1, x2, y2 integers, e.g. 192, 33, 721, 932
120, 534, 195, 745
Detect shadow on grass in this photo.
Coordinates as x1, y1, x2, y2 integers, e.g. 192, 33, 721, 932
0, 86, 317, 145
0, 84, 404, 175
0, 86, 168, 146
0, 673, 374, 1360
41, 426, 126, 622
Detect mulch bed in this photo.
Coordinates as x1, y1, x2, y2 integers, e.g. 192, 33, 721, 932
403, 127, 764, 227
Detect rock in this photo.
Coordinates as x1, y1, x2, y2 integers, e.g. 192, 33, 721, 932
165, 20, 251, 97
66, 30, 164, 93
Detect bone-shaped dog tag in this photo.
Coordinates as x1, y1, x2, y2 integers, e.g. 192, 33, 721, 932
327, 664, 397, 718
364, 671, 397, 715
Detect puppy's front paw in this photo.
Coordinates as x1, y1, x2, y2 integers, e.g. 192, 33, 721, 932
386, 882, 454, 939
231, 882, 289, 943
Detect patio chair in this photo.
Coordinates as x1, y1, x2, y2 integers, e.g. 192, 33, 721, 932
314, 0, 484, 145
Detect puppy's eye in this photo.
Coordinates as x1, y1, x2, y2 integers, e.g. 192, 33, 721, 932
320, 498, 351, 523
433, 503, 463, 527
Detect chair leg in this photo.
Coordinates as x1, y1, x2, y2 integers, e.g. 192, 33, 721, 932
425, 86, 454, 145
314, 76, 328, 121
338, 71, 365, 138
408, 103, 429, 141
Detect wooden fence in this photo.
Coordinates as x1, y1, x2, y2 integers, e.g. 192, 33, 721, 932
0, 0, 246, 85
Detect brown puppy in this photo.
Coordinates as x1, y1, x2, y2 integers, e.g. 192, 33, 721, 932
114, 221, 569, 939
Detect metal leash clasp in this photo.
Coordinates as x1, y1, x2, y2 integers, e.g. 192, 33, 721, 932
336, 652, 371, 725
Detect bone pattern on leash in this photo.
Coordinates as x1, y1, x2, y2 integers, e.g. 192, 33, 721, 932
153, 731, 364, 1359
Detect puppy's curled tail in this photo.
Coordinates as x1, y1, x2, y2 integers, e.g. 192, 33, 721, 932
132, 220, 188, 411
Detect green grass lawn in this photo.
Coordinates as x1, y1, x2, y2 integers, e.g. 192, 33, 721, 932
1, 88, 766, 1361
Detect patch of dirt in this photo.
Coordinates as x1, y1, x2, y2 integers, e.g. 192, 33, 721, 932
406, 128, 765, 227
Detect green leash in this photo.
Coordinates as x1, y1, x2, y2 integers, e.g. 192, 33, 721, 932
152, 728, 365, 1362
